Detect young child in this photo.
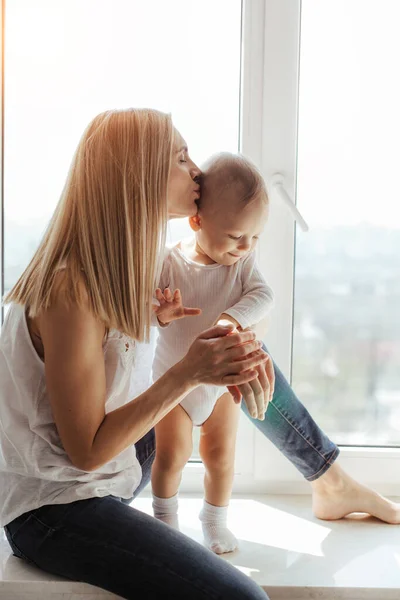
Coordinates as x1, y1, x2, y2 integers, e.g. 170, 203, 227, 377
151, 152, 274, 554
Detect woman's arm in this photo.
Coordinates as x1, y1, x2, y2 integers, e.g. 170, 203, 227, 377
39, 285, 267, 472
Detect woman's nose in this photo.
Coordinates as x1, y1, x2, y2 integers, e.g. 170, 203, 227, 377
190, 162, 201, 182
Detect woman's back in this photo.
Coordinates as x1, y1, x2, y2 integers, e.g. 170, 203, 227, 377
0, 303, 142, 527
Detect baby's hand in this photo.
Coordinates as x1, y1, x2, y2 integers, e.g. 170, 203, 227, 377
153, 288, 202, 325
217, 318, 239, 331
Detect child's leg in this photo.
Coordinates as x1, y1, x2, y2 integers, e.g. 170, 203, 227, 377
152, 405, 193, 529
199, 391, 241, 554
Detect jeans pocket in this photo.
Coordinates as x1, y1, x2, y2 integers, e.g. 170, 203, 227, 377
4, 514, 35, 562
4, 511, 34, 540
31, 501, 81, 531
4, 503, 76, 566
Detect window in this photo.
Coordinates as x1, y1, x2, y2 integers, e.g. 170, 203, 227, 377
248, 0, 400, 493
1, 0, 249, 474
292, 0, 400, 447
3, 0, 242, 296
2, 0, 398, 495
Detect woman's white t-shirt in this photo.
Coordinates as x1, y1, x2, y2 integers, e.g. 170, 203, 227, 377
0, 303, 154, 527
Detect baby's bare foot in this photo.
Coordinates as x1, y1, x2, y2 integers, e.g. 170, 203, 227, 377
311, 463, 400, 524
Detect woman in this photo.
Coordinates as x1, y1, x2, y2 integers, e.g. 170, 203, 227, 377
0, 108, 269, 600
0, 108, 397, 600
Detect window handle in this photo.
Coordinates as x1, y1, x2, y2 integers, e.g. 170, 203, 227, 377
271, 173, 309, 232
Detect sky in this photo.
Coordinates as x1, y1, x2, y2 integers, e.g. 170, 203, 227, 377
3, 0, 400, 232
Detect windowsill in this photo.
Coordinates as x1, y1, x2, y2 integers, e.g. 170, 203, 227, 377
1, 495, 399, 600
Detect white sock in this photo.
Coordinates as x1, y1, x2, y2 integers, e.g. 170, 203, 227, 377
152, 493, 180, 530
199, 500, 238, 555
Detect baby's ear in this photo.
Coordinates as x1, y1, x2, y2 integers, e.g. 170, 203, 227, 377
189, 214, 202, 231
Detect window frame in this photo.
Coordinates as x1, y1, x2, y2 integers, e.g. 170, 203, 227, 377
1, 0, 398, 495
0, 0, 4, 324
243, 0, 400, 495
184, 0, 400, 494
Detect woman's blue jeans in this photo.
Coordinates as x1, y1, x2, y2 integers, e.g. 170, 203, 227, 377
4, 428, 267, 600
4, 346, 339, 599
244, 345, 339, 481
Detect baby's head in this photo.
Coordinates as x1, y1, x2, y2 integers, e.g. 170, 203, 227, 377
189, 153, 269, 265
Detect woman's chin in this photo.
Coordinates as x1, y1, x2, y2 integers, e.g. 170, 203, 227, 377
188, 203, 199, 217
167, 203, 198, 220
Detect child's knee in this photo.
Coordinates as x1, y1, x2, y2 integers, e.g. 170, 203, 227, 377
201, 444, 235, 473
155, 440, 193, 473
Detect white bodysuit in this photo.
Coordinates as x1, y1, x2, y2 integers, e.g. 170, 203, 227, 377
152, 244, 274, 426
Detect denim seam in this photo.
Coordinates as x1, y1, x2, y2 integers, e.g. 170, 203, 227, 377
269, 401, 337, 470
5, 518, 40, 566
306, 447, 340, 481
31, 514, 57, 532
4, 512, 33, 539
30, 502, 78, 532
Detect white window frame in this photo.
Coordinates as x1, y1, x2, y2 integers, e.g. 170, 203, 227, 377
0, 0, 398, 496
0, 0, 3, 325
183, 0, 400, 495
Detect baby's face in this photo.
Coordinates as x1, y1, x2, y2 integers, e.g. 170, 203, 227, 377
194, 190, 268, 266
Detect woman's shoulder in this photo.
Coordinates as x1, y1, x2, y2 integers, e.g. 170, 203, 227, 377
37, 270, 106, 348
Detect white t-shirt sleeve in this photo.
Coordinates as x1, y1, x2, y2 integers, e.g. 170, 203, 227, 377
223, 251, 274, 330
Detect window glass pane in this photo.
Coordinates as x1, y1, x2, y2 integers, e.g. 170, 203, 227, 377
293, 0, 400, 445
4, 0, 242, 458
4, 0, 241, 293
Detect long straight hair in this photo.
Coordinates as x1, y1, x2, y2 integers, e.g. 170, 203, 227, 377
4, 108, 172, 342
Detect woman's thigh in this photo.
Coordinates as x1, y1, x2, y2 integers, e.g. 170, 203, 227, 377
4, 496, 268, 600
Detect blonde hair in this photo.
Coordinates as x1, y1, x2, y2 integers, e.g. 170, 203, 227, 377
4, 108, 173, 342
200, 152, 268, 208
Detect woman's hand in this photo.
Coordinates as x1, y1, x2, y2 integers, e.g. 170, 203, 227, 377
214, 318, 275, 420
153, 287, 201, 325
179, 324, 269, 388
227, 354, 275, 420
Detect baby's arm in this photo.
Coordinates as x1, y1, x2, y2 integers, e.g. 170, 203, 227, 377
218, 252, 274, 331
216, 252, 274, 420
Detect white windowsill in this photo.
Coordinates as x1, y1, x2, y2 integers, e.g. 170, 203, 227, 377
1, 494, 399, 600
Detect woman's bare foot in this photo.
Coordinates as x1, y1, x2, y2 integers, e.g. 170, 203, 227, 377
311, 463, 400, 524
